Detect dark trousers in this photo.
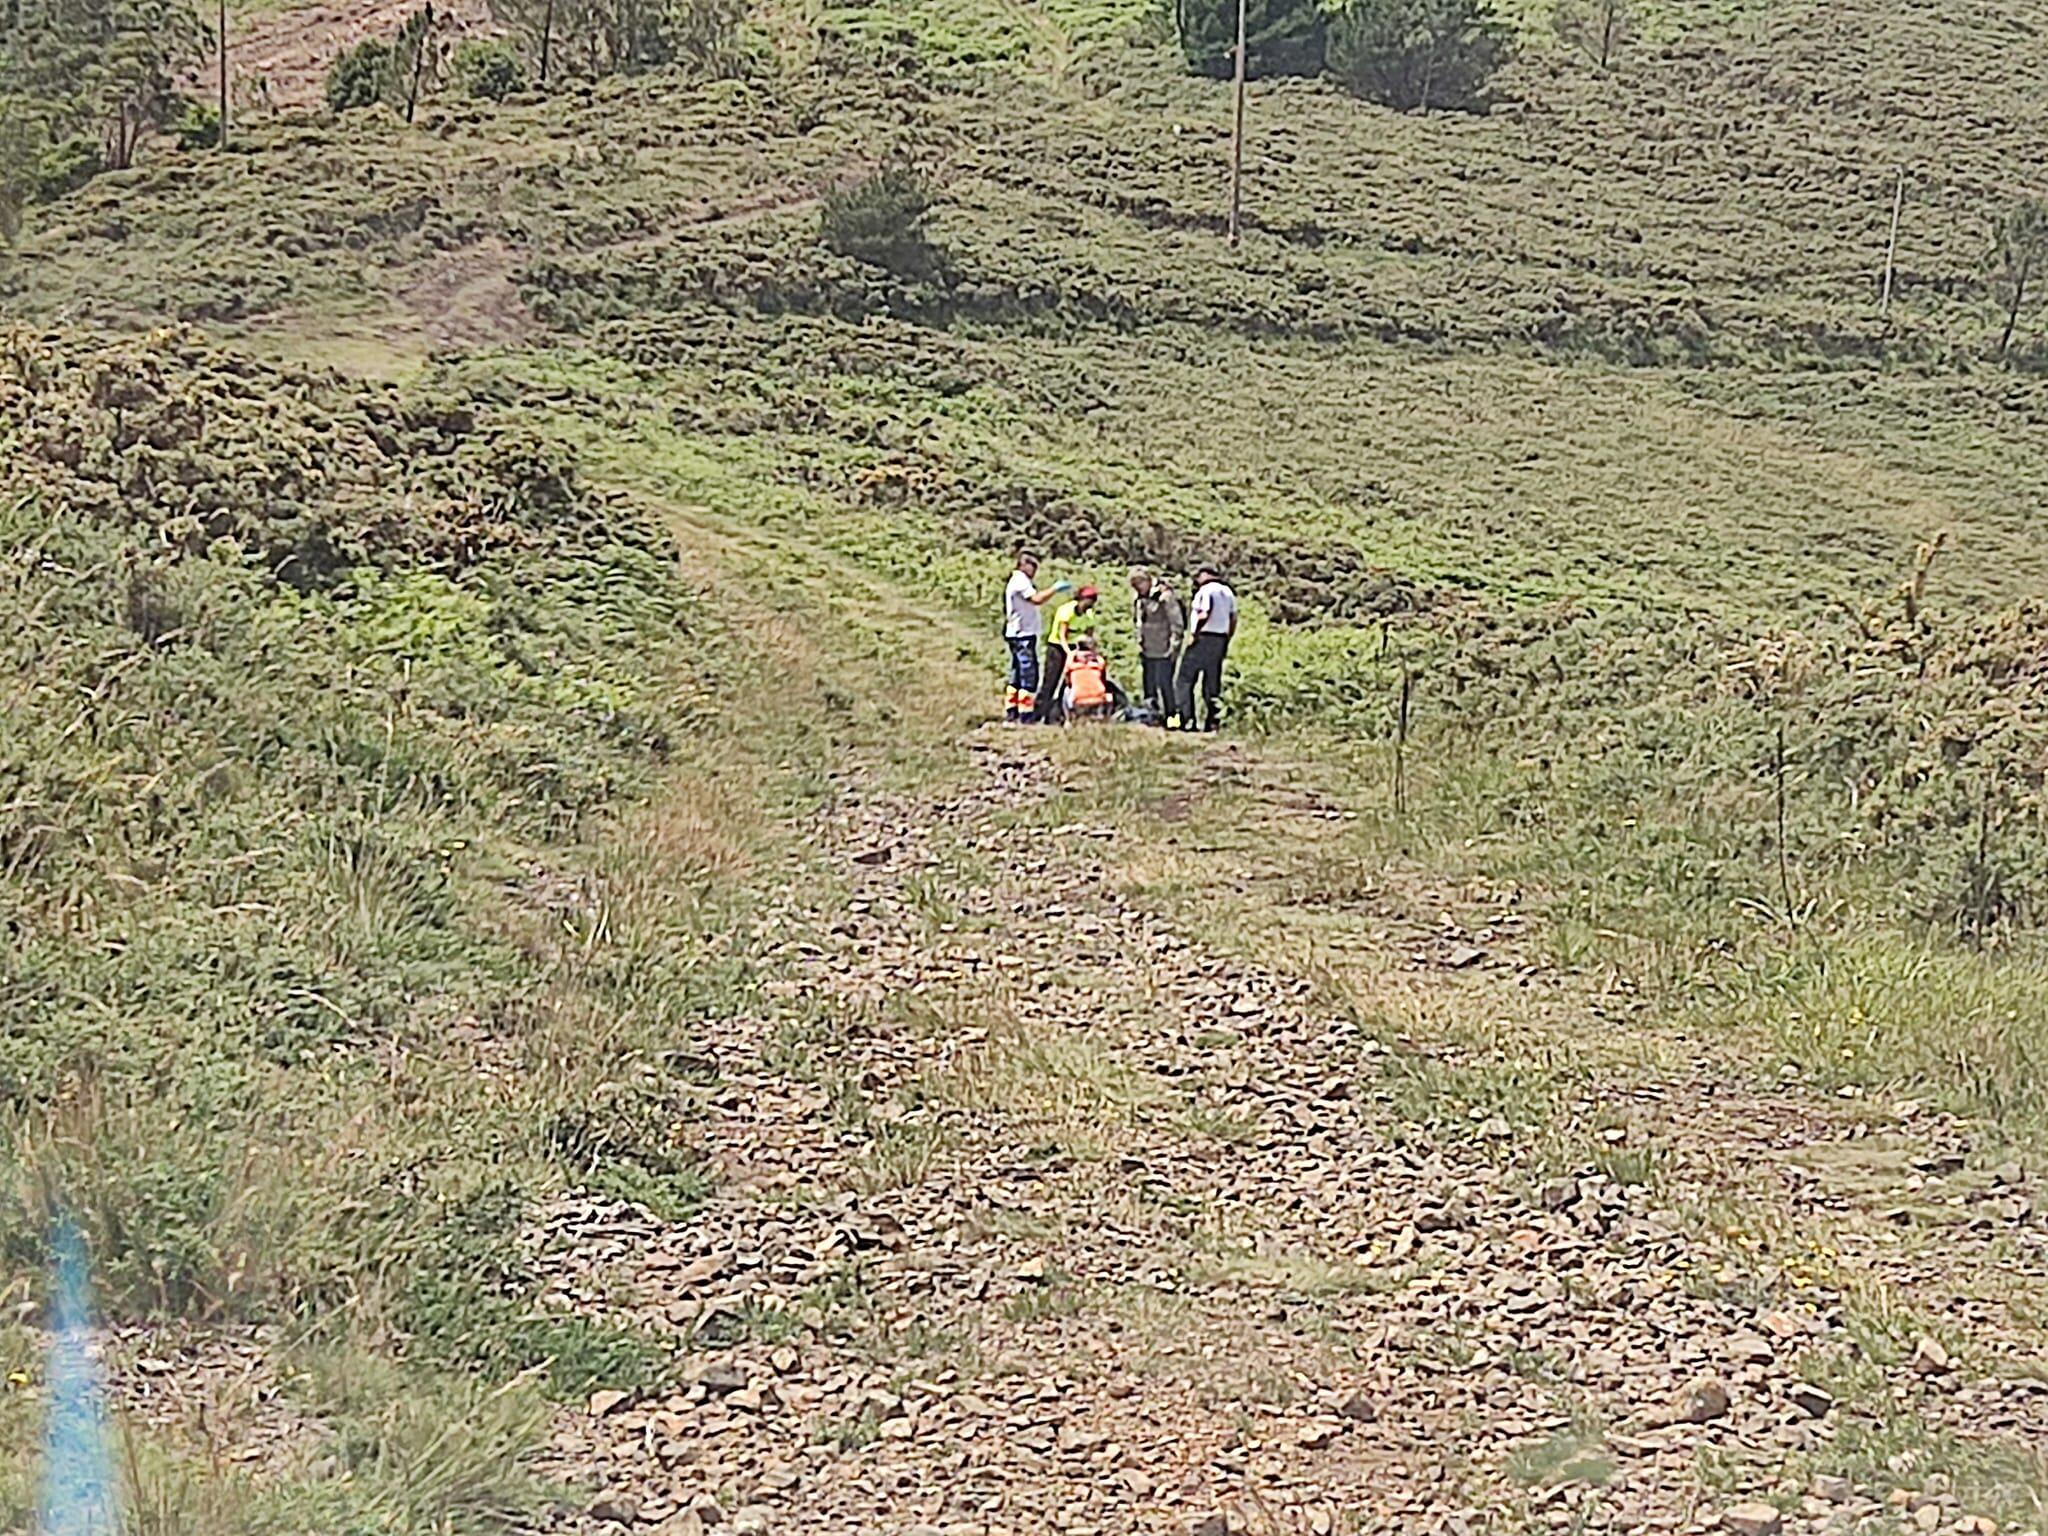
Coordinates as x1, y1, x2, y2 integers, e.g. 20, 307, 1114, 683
1176, 632, 1229, 730
1140, 654, 1177, 720
1006, 636, 1039, 720
1034, 643, 1068, 722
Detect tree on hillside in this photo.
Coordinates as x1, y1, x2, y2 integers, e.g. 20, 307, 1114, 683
1551, 0, 1630, 71
664, 0, 744, 75
4, 0, 204, 164
325, 37, 397, 110
454, 37, 527, 99
1327, 0, 1512, 113
0, 0, 203, 235
1991, 196, 2048, 360
485, 0, 744, 82
0, 104, 40, 244
86, 0, 204, 166
1174, 0, 1327, 80
323, 6, 450, 118
392, 4, 440, 121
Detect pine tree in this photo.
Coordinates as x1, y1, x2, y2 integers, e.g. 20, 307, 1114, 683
1328, 0, 1512, 114
1552, 0, 1630, 71
1173, 0, 1327, 81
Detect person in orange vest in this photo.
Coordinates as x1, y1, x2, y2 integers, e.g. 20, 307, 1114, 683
1035, 583, 1099, 723
1061, 637, 1120, 721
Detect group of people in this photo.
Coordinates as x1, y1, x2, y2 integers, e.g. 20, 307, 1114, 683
1002, 550, 1238, 731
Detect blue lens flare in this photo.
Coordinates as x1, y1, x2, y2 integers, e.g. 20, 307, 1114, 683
38, 1219, 117, 1536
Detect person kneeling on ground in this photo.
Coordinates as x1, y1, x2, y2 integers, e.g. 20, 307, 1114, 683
1036, 583, 1099, 724
1061, 637, 1128, 722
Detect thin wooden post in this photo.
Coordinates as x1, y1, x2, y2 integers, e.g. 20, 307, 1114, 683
1879, 169, 1904, 321
1967, 777, 1995, 948
2001, 253, 2031, 359
1393, 664, 1412, 817
1226, 0, 1247, 246
1774, 722, 1793, 923
217, 0, 229, 149
539, 0, 554, 85
404, 3, 434, 124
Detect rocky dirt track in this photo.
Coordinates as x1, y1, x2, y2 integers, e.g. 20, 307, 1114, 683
528, 734, 2048, 1536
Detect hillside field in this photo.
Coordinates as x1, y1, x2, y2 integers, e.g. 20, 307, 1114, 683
4, 0, 2048, 1532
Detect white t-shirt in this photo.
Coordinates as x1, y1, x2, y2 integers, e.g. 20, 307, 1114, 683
1189, 580, 1237, 635
1005, 571, 1042, 639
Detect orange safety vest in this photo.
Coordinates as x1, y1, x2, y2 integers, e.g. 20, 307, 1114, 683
1066, 653, 1109, 710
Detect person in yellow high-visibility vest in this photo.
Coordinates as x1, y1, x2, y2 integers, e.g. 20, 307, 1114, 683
1035, 584, 1098, 723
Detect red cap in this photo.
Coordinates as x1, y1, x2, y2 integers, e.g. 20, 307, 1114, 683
1077, 585, 1099, 601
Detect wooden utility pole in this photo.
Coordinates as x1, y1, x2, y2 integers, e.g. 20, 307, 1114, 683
217, 0, 229, 149
1879, 170, 1904, 320
1227, 0, 1247, 245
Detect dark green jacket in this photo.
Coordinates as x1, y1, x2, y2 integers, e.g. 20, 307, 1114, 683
1134, 585, 1185, 659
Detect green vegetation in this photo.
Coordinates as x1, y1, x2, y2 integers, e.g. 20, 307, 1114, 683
1328, 0, 1514, 112
1550, 0, 1631, 69
1174, 0, 1327, 79
326, 7, 438, 119
818, 165, 939, 272
454, 36, 530, 99
484, 0, 749, 82
0, 324, 832, 1525
323, 35, 395, 110
7, 0, 2048, 1524
325, 35, 402, 111
1992, 194, 2048, 361
0, 0, 205, 236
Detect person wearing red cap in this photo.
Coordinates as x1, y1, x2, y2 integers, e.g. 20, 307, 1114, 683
1036, 583, 1099, 723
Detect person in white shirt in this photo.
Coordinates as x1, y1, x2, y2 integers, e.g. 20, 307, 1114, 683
1176, 564, 1238, 732
1002, 549, 1069, 723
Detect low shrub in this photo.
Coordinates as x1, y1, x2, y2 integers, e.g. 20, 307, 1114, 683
819, 167, 938, 274
327, 37, 398, 112
1327, 0, 1513, 113
33, 137, 102, 202
455, 37, 528, 100
170, 100, 222, 151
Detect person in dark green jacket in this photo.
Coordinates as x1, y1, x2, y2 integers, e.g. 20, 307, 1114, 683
1128, 568, 1185, 724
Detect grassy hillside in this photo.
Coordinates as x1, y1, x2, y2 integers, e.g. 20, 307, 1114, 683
6, 0, 2048, 1528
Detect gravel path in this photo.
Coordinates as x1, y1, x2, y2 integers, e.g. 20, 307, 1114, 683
529, 734, 2048, 1536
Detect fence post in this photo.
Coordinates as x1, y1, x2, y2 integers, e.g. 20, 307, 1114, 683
1880, 170, 1905, 321
1774, 722, 1794, 924
1394, 665, 1412, 818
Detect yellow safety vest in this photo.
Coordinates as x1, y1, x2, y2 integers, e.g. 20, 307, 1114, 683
1048, 601, 1081, 647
